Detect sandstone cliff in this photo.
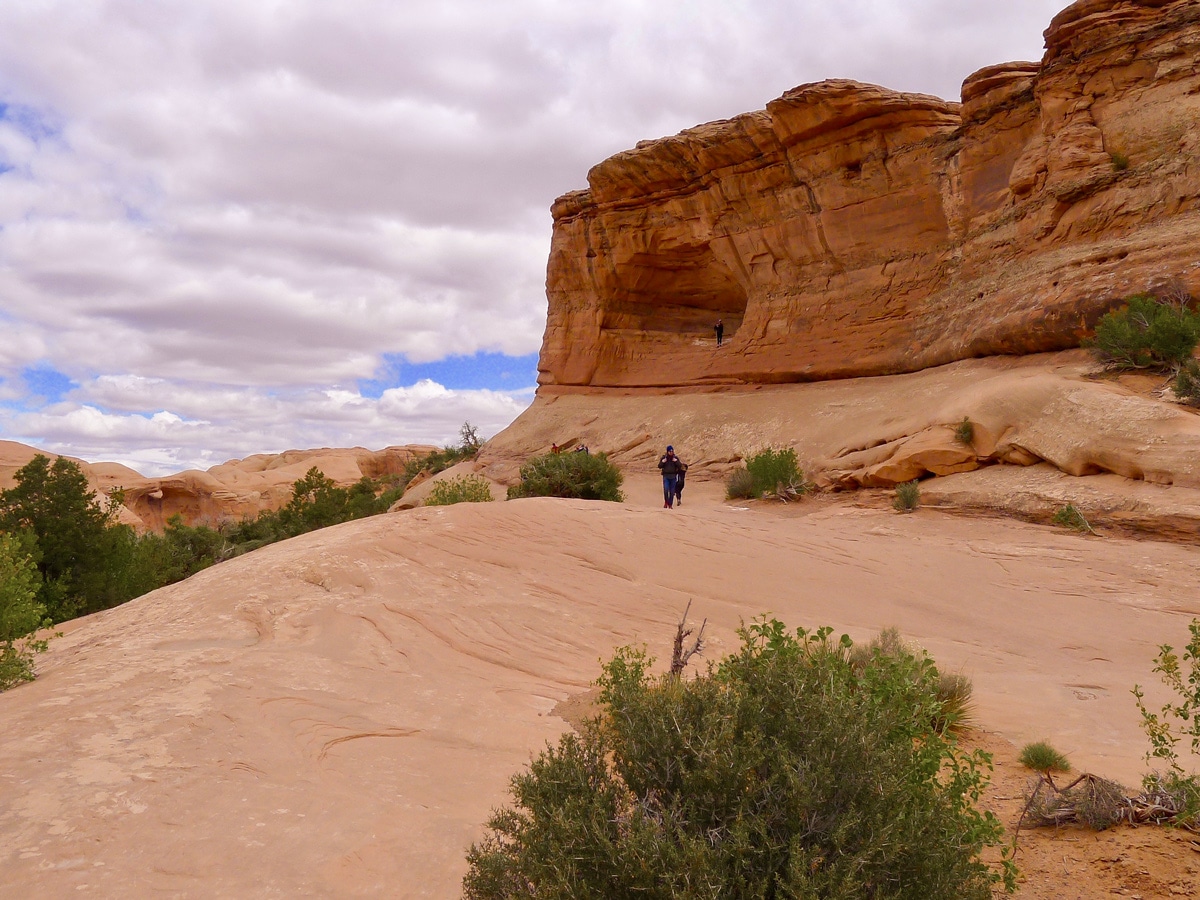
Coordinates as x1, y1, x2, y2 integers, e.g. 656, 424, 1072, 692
480, 0, 1200, 526
540, 0, 1200, 389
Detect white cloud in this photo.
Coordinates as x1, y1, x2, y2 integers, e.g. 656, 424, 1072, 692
0, 0, 1067, 473
3, 380, 531, 476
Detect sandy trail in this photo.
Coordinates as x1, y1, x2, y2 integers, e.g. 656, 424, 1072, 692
2, 485, 1198, 897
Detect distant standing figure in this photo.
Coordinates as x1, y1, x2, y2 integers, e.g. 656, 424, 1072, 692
658, 445, 685, 509
715, 319, 724, 347
551, 442, 561, 454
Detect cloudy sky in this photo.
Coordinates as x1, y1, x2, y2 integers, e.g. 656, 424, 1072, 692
0, 0, 1069, 476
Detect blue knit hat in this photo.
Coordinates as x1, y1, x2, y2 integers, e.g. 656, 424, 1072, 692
666, 445, 674, 451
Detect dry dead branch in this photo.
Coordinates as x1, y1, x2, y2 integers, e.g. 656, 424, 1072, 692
1014, 770, 1199, 848
763, 479, 811, 503
670, 600, 707, 677
1152, 274, 1194, 312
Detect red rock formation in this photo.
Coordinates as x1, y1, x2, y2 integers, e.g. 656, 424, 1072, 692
118, 446, 435, 531
1, 441, 434, 532
539, 0, 1200, 389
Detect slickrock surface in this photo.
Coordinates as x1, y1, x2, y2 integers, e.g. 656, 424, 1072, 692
2, 494, 1199, 898
482, 351, 1200, 533
540, 0, 1200, 389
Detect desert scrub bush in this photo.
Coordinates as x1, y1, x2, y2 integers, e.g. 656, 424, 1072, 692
424, 474, 495, 506
464, 618, 1014, 898
1110, 150, 1130, 172
0, 533, 51, 691
1019, 741, 1071, 775
894, 479, 921, 512
506, 451, 624, 502
849, 627, 975, 733
397, 421, 486, 494
726, 447, 810, 500
1133, 617, 1200, 825
1174, 359, 1200, 406
935, 670, 976, 733
1052, 503, 1094, 534
724, 465, 757, 500
955, 416, 975, 445
1085, 292, 1200, 371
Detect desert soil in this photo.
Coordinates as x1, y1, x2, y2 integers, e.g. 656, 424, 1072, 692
1, 474, 1198, 897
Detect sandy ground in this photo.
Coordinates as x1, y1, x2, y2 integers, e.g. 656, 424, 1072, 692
2, 475, 1199, 897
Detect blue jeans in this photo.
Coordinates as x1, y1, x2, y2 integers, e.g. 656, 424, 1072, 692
662, 475, 678, 506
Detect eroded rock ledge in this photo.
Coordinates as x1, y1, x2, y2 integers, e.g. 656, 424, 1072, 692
539, 0, 1200, 389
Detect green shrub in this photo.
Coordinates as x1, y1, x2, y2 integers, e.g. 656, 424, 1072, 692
955, 416, 975, 445
1110, 150, 1130, 172
1052, 503, 1094, 534
894, 479, 921, 512
1135, 619, 1200, 778
849, 627, 974, 733
0, 454, 134, 622
0, 455, 409, 627
465, 618, 1014, 898
398, 421, 485, 494
725, 466, 757, 500
0, 533, 51, 691
936, 670, 976, 733
1142, 771, 1200, 828
1085, 293, 1200, 371
507, 451, 624, 502
1019, 741, 1071, 774
727, 447, 809, 500
275, 469, 385, 537
1175, 359, 1200, 406
424, 474, 495, 506
1133, 618, 1200, 827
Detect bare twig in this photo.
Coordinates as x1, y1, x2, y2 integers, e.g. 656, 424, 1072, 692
670, 600, 707, 677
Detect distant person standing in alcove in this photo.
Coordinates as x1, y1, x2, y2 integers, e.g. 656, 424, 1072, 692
715, 318, 724, 347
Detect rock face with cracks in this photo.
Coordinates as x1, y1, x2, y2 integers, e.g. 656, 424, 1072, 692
538, 0, 1200, 390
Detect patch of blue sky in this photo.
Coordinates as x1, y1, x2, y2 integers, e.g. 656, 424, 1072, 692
359, 351, 540, 399
0, 101, 62, 143
123, 203, 150, 224
21, 364, 76, 405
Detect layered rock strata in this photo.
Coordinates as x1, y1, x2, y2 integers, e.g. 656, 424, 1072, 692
481, 350, 1200, 491
539, 0, 1200, 389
